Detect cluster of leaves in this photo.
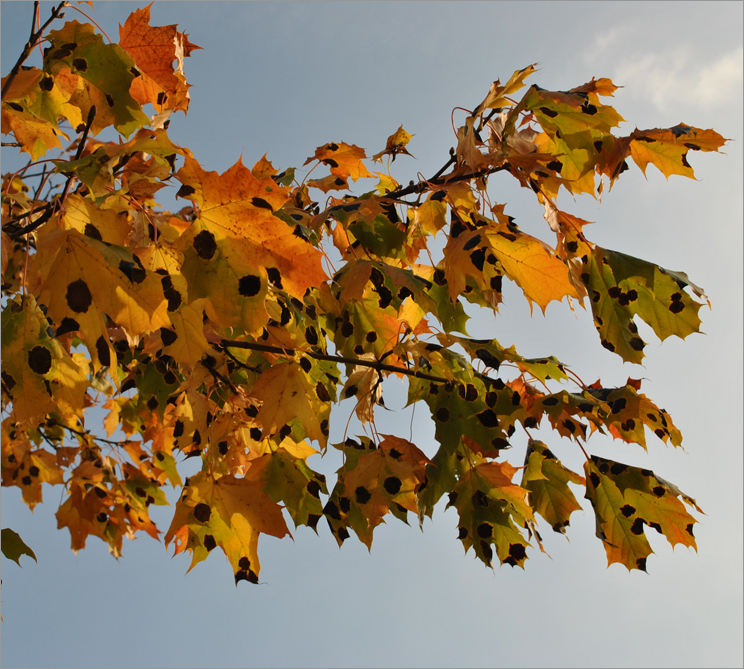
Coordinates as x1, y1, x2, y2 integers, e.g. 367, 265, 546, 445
1, 2, 723, 582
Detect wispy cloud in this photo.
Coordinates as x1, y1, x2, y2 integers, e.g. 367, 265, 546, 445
584, 27, 743, 113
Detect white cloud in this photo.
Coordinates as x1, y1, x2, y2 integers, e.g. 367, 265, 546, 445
587, 35, 743, 113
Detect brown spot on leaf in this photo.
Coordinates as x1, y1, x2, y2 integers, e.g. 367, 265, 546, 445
436, 407, 450, 422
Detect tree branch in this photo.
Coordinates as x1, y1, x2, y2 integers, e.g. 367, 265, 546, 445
220, 339, 450, 384
1, 1, 68, 101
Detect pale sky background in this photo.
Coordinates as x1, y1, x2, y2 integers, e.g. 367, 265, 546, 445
1, 2, 742, 668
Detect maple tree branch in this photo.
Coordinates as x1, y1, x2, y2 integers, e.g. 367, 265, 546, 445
384, 162, 505, 201
1, 1, 68, 101
3, 106, 96, 241
44, 418, 128, 448
220, 339, 450, 384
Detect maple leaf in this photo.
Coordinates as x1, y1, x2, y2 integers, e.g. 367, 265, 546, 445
165, 471, 290, 583
324, 436, 429, 547
628, 124, 726, 180
584, 456, 700, 572
579, 246, 706, 362
304, 141, 374, 181
1, 294, 88, 426
1, 528, 37, 566
372, 125, 415, 163
118, 3, 201, 120
473, 64, 538, 116
44, 21, 150, 137
444, 221, 579, 313
176, 155, 327, 301
248, 448, 327, 531
1, 101, 66, 160
521, 440, 585, 534
447, 460, 533, 568
251, 361, 330, 448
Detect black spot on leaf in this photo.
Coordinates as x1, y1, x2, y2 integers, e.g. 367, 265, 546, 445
629, 337, 645, 351
508, 543, 526, 561
620, 504, 636, 518
28, 346, 52, 375
304, 326, 318, 346
476, 409, 499, 428
160, 327, 178, 347
469, 248, 486, 271
477, 522, 493, 538
299, 357, 312, 373
384, 476, 402, 495
119, 258, 147, 284
581, 101, 597, 115
339, 496, 351, 514
601, 339, 616, 352
238, 274, 261, 297
72, 58, 87, 72
589, 472, 600, 488
66, 279, 92, 313
355, 486, 372, 504
177, 184, 196, 199
193, 230, 217, 259
94, 336, 111, 366
306, 480, 321, 498
435, 407, 450, 422
56, 317, 80, 336
539, 106, 558, 118
630, 517, 645, 535
315, 381, 330, 402
204, 534, 217, 551
105, 93, 115, 108
323, 500, 341, 520
251, 197, 273, 210
480, 540, 493, 565
266, 267, 283, 288
193, 503, 211, 523
83, 223, 102, 240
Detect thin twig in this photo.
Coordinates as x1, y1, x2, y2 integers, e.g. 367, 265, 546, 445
1, 1, 68, 100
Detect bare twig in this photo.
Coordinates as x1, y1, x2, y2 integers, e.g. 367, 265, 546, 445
1, 1, 68, 101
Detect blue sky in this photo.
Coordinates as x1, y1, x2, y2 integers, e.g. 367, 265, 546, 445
1, 2, 742, 667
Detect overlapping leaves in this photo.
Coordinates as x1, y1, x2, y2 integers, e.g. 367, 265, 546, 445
1, 4, 717, 583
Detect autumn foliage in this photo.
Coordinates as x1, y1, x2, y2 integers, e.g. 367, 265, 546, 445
1, 2, 726, 582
